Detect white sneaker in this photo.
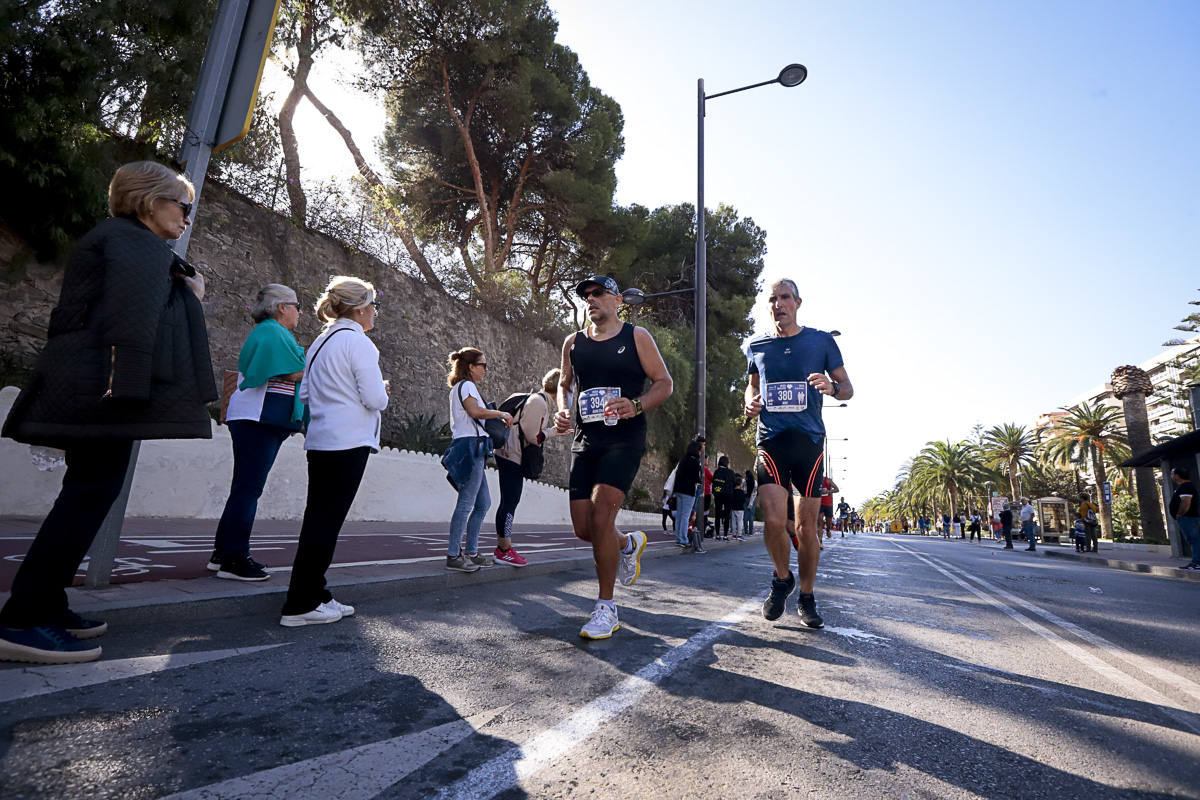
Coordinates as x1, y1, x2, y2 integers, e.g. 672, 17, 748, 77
618, 530, 647, 587
280, 604, 342, 627
579, 602, 619, 640
325, 598, 355, 617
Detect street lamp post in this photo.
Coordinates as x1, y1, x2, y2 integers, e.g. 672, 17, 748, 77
695, 63, 807, 438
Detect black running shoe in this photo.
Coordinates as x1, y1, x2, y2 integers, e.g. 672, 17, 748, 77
762, 571, 796, 621
797, 591, 824, 628
217, 556, 270, 581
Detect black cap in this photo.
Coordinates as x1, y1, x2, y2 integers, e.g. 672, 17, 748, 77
574, 274, 620, 298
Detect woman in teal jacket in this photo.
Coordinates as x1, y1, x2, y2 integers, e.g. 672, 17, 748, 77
209, 284, 306, 581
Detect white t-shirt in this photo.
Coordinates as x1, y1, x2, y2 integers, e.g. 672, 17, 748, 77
1019, 503, 1035, 522
449, 380, 486, 439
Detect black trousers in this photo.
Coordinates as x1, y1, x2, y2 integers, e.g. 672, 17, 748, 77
281, 447, 370, 616
713, 496, 732, 535
0, 440, 134, 627
494, 457, 524, 543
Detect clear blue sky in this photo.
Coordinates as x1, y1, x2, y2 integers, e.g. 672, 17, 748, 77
545, 0, 1200, 503
280, 1, 1199, 505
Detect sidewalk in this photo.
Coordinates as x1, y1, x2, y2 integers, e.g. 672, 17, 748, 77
1040, 542, 1200, 583
0, 516, 744, 626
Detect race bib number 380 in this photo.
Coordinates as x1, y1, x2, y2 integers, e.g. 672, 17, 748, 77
579, 386, 620, 423
764, 381, 808, 413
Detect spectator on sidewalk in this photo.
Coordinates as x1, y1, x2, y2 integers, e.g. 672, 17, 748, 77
444, 348, 512, 573
672, 439, 704, 549
281, 276, 388, 627
492, 369, 557, 567
743, 468, 757, 537
729, 475, 747, 541
1, 161, 215, 664
1000, 503, 1014, 549
209, 284, 306, 582
1170, 467, 1200, 570
661, 466, 676, 531
1078, 493, 1100, 553
1072, 518, 1089, 552
711, 454, 737, 539
1020, 497, 1037, 551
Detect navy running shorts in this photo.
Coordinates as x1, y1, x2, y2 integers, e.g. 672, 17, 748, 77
569, 443, 646, 501
755, 429, 824, 498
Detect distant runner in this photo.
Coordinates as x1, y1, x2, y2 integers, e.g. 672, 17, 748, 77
555, 275, 673, 640
819, 476, 838, 538
745, 278, 854, 629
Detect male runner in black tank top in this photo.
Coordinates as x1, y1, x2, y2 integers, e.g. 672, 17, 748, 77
554, 274, 673, 640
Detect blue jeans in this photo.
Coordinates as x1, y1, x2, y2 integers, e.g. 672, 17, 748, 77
1022, 521, 1036, 548
674, 492, 696, 545
448, 443, 490, 557
744, 492, 756, 536
1177, 515, 1200, 565
214, 420, 293, 561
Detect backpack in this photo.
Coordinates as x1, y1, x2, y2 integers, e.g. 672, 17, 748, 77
1085, 507, 1097, 524
498, 391, 545, 480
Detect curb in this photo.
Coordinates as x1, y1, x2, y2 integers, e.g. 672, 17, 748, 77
1042, 549, 1200, 583
65, 538, 717, 627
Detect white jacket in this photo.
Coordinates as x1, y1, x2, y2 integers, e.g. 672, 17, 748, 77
298, 319, 388, 452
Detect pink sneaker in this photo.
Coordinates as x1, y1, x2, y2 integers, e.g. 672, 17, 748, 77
494, 547, 528, 567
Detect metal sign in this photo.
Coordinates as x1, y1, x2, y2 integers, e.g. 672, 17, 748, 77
1102, 481, 1113, 505
214, 0, 282, 152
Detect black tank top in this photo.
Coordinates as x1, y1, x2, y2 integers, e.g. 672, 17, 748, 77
569, 322, 648, 450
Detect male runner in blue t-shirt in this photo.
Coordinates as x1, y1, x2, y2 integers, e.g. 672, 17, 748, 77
744, 278, 854, 628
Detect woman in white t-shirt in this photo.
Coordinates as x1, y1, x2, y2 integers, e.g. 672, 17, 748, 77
445, 347, 512, 573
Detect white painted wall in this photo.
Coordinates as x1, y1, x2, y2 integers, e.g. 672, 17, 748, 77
0, 387, 657, 526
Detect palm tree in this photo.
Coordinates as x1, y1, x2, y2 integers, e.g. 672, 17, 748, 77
1039, 402, 1131, 541
909, 439, 989, 524
1111, 365, 1167, 541
981, 423, 1037, 502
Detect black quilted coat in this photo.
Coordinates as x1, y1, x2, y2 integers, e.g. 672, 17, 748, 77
2, 216, 217, 448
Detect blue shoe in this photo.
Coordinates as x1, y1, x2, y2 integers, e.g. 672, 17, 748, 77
0, 625, 102, 664
62, 609, 108, 640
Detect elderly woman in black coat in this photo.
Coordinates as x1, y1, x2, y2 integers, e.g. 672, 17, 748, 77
0, 161, 216, 665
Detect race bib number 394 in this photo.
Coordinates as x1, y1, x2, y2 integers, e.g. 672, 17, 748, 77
579, 387, 620, 423
764, 381, 808, 413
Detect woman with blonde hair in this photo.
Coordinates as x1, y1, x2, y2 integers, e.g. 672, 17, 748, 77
444, 347, 511, 572
1, 161, 214, 664
280, 276, 388, 627
208, 283, 306, 581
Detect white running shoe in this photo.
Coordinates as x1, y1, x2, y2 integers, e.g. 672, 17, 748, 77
325, 598, 355, 617
579, 602, 619, 640
280, 604, 342, 627
619, 530, 647, 587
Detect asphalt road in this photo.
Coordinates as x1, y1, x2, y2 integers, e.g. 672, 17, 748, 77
2, 534, 1198, 799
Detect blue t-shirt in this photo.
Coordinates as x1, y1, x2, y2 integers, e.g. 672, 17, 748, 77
746, 328, 843, 445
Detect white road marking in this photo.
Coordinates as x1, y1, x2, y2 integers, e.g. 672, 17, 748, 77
825, 627, 890, 644
432, 595, 766, 800
0, 645, 288, 704
892, 542, 1200, 736
958, 569, 1200, 706
160, 706, 507, 800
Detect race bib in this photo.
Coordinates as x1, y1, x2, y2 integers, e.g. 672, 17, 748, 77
763, 380, 808, 413
579, 386, 620, 423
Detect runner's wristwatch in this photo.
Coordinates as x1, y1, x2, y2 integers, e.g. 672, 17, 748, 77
631, 397, 643, 416
830, 381, 841, 399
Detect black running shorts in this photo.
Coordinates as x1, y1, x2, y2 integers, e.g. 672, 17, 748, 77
569, 444, 646, 501
756, 429, 824, 498
820, 505, 833, 518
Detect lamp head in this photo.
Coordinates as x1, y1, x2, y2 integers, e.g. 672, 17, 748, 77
620, 288, 646, 305
778, 63, 807, 87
